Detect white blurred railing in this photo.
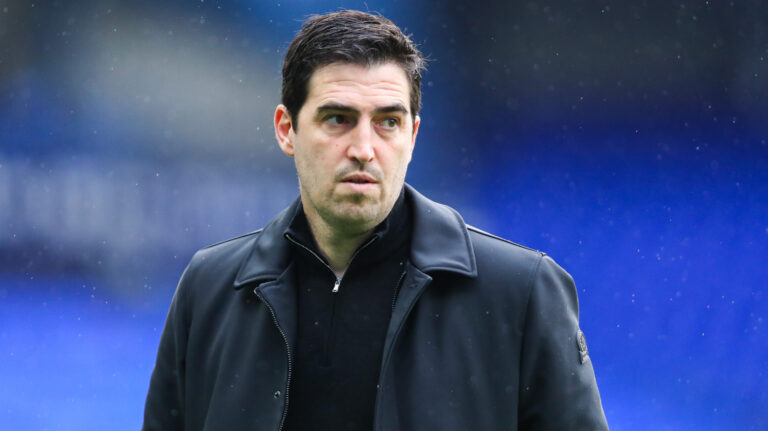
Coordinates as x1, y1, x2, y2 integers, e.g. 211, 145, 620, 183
0, 156, 297, 275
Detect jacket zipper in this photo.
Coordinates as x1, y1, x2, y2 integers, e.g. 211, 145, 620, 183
391, 265, 407, 312
373, 271, 432, 431
253, 289, 292, 431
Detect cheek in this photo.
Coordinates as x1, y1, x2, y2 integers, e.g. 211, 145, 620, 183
295, 149, 316, 176
296, 143, 335, 181
395, 143, 413, 169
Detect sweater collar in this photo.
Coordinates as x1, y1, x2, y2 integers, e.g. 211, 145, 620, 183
284, 189, 410, 269
233, 183, 477, 289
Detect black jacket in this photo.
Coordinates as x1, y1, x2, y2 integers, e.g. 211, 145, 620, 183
143, 185, 609, 431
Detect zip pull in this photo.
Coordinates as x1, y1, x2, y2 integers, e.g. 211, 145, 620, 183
332, 278, 341, 294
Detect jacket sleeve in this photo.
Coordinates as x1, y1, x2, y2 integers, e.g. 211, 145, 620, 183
142, 256, 196, 431
518, 254, 609, 430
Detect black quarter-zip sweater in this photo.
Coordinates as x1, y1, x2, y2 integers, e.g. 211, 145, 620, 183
282, 191, 411, 431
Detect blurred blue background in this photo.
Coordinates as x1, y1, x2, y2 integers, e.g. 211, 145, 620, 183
1, 1, 766, 429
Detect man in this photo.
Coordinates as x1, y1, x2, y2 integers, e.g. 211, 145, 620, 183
143, 10, 608, 431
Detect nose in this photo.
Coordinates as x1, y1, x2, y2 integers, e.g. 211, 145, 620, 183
346, 122, 375, 164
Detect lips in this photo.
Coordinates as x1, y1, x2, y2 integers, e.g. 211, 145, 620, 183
340, 173, 377, 184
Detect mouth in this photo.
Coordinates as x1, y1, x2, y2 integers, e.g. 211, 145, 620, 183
339, 173, 379, 193
340, 173, 377, 185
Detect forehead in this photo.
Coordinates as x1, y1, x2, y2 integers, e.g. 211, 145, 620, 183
305, 62, 411, 111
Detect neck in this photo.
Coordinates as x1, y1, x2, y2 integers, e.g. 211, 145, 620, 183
302, 206, 378, 278
313, 222, 373, 278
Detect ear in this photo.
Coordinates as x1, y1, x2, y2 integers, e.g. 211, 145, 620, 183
274, 104, 295, 157
407, 114, 421, 162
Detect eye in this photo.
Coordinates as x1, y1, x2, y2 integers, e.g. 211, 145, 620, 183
379, 117, 400, 130
324, 114, 348, 125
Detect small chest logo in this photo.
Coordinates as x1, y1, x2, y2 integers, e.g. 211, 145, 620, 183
577, 330, 590, 364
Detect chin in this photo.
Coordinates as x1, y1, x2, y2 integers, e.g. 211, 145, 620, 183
330, 201, 385, 230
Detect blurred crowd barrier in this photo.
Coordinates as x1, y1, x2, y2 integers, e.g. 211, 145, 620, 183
0, 155, 297, 282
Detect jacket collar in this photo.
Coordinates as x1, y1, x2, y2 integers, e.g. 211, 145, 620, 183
233, 183, 477, 289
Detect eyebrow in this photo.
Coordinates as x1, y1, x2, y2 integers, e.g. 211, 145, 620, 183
372, 103, 409, 115
315, 102, 409, 117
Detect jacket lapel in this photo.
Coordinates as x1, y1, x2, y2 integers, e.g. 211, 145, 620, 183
233, 198, 300, 289
405, 184, 478, 278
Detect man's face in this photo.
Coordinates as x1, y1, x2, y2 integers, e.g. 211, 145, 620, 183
275, 62, 420, 234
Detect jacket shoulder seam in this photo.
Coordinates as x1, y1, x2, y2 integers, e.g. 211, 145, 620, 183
466, 225, 544, 255
200, 228, 264, 251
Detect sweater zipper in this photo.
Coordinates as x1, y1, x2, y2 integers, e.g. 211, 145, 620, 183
284, 233, 379, 365
253, 289, 292, 431
284, 233, 378, 293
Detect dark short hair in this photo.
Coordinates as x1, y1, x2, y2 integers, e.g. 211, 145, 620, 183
281, 10, 425, 129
